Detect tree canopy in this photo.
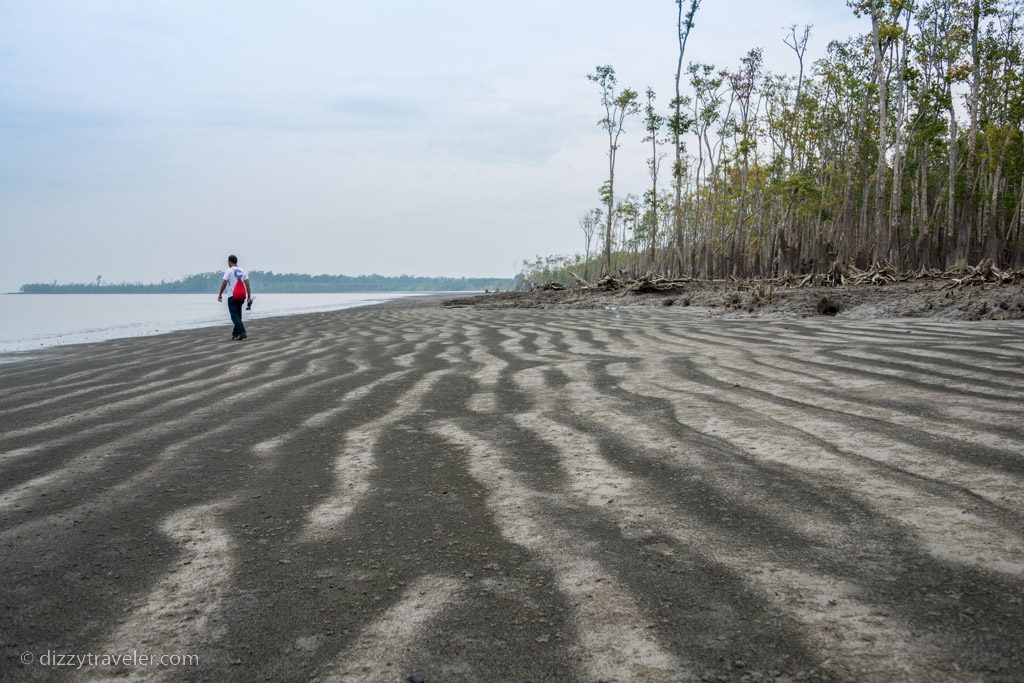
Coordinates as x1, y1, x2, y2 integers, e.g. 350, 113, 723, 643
529, 0, 1024, 284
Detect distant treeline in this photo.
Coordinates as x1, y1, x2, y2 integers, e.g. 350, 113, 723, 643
20, 271, 521, 294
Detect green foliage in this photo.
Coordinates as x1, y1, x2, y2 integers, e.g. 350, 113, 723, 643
563, 0, 1024, 277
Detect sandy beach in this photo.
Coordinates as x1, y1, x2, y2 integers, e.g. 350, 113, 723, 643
2, 295, 1023, 682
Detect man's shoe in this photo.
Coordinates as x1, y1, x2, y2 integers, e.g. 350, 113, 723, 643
236, 335, 247, 341
231, 335, 239, 341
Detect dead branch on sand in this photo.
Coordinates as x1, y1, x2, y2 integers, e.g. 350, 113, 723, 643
531, 260, 1024, 293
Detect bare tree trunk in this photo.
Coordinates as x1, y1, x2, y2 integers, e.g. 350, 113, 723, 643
909, 158, 919, 268
860, 172, 872, 266
918, 148, 931, 266
1011, 173, 1024, 267
888, 10, 911, 266
649, 133, 660, 269
959, 0, 981, 266
946, 109, 958, 268
605, 168, 614, 275
838, 69, 877, 266
672, 2, 686, 274
870, 10, 889, 265
986, 151, 1006, 264
784, 24, 811, 174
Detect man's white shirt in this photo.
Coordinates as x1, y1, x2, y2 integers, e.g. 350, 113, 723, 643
223, 267, 248, 289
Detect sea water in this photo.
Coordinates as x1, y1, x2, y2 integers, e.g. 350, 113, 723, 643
0, 292, 433, 353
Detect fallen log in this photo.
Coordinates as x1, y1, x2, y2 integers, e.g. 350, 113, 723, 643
593, 275, 625, 291
532, 281, 568, 291
523, 260, 1023, 296
623, 275, 695, 293
569, 271, 592, 288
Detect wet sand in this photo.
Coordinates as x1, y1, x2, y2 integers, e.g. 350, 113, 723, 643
2, 296, 1023, 681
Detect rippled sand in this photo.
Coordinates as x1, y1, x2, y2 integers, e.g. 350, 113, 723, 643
2, 297, 1022, 681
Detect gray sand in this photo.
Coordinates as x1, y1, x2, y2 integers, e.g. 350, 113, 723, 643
2, 297, 1023, 681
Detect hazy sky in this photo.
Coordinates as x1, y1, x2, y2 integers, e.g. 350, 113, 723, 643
0, 1, 862, 292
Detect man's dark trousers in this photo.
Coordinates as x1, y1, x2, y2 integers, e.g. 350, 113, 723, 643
228, 297, 247, 338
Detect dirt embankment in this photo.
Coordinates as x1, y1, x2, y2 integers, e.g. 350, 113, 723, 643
445, 279, 1024, 321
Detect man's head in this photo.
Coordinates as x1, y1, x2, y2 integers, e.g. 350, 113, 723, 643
228, 255, 238, 266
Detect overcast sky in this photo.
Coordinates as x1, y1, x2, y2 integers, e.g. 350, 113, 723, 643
0, 1, 863, 292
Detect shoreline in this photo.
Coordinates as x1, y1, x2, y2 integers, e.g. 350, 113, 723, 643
2, 298, 1022, 680
0, 292, 452, 359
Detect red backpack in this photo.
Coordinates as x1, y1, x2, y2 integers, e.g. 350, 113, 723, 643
231, 270, 247, 301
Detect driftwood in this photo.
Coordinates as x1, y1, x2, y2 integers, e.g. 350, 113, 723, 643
750, 283, 774, 305
529, 260, 1024, 294
939, 259, 1024, 289
568, 271, 591, 287
844, 261, 905, 286
566, 272, 695, 293
593, 274, 625, 290
751, 259, 1023, 289
624, 275, 696, 293
531, 281, 568, 291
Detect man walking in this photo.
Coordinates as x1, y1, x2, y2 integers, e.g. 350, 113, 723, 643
217, 255, 252, 341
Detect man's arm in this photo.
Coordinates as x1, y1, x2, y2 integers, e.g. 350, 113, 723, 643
217, 279, 227, 301
245, 278, 252, 300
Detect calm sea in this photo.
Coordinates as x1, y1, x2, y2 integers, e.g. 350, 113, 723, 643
0, 292, 434, 354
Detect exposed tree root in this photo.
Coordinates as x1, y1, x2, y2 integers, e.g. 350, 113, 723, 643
535, 259, 1024, 293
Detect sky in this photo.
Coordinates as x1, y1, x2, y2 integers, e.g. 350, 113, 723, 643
0, 1, 863, 292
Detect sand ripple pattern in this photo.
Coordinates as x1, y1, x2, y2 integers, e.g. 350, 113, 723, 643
1, 301, 1022, 681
